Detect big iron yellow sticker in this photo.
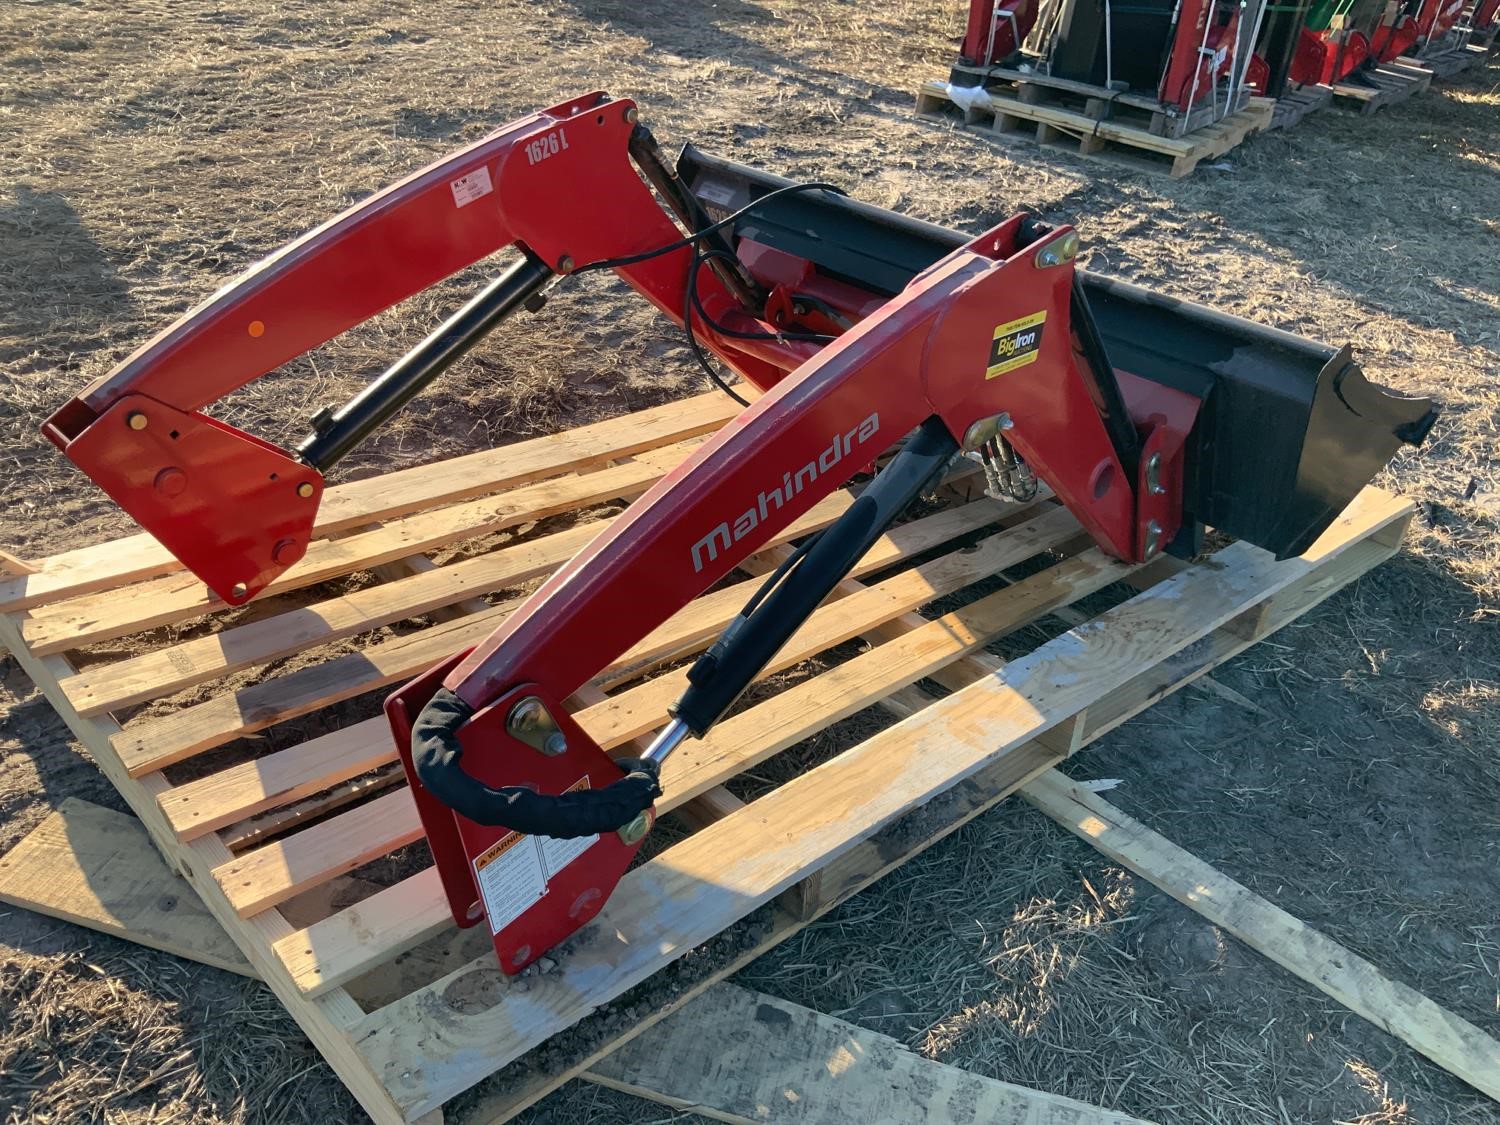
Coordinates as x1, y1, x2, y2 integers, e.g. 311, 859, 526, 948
986, 311, 1047, 378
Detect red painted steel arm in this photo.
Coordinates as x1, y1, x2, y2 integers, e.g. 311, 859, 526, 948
445, 218, 1155, 713
40, 92, 787, 605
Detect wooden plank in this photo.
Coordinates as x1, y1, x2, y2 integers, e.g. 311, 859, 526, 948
0, 392, 738, 614
0, 798, 1145, 1123
0, 624, 410, 1125
0, 798, 254, 976
272, 542, 1135, 996
215, 789, 423, 917
223, 508, 1085, 923
160, 722, 404, 842
116, 491, 983, 779
44, 439, 695, 683
458, 737, 1069, 1125
1020, 770, 1500, 1105
587, 982, 1154, 1125
672, 785, 748, 831
0, 549, 37, 574
26, 514, 600, 661
917, 80, 1195, 155
110, 489, 858, 777
220, 765, 406, 852
1077, 534, 1400, 745
349, 489, 1408, 1118
114, 601, 512, 776
54, 520, 600, 708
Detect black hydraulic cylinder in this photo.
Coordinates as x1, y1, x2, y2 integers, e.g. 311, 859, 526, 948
671, 417, 961, 736
296, 251, 554, 471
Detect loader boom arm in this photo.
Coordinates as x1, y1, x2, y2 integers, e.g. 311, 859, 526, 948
41, 93, 799, 606
44, 92, 1435, 973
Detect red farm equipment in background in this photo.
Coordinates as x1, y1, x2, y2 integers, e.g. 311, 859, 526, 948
952, 0, 1268, 133
1273, 0, 1465, 88
960, 0, 1043, 66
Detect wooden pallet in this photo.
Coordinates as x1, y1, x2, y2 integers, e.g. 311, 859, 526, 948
948, 61, 1254, 138
0, 390, 1416, 1123
1398, 42, 1491, 77
916, 80, 1274, 178
1266, 82, 1334, 130
1331, 64, 1432, 113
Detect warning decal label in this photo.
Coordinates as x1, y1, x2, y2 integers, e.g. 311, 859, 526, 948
473, 830, 546, 935
470, 777, 602, 934
539, 778, 599, 879
986, 311, 1047, 378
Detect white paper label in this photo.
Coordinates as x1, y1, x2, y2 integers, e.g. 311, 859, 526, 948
539, 831, 596, 878
472, 830, 547, 935
538, 778, 598, 877
470, 777, 599, 933
450, 165, 494, 209
697, 179, 736, 206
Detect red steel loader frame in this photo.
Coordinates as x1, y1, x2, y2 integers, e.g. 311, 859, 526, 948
44, 93, 1436, 972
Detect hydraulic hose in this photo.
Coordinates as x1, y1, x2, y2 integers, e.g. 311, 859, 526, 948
410, 688, 662, 837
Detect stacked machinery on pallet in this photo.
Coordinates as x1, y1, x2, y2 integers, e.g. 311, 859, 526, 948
956, 0, 1268, 127
1471, 0, 1500, 37
971, 0, 1483, 111
44, 94, 1435, 974
1254, 0, 1466, 91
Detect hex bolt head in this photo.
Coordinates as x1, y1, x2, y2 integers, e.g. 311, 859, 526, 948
296, 481, 315, 499
617, 810, 652, 846
624, 106, 639, 124
1034, 231, 1080, 269
543, 731, 567, 756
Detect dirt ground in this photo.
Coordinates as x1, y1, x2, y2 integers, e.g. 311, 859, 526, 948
1, 1, 1497, 1122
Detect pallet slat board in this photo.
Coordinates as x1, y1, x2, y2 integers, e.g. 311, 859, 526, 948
1397, 43, 1489, 78
945, 60, 1254, 138
0, 393, 1415, 1123
1330, 65, 1432, 113
914, 80, 1273, 178
1267, 83, 1334, 130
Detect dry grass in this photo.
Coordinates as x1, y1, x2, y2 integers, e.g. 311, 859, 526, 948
1, 1, 1497, 1122
0, 921, 349, 1125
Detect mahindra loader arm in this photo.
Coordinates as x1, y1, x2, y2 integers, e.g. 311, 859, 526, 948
44, 94, 1436, 972
41, 93, 798, 606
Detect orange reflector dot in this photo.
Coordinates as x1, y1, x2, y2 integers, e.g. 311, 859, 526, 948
247, 320, 265, 338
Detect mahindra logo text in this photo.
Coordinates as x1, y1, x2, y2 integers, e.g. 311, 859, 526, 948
690, 413, 881, 573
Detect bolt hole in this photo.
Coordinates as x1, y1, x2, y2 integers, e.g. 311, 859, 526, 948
595, 113, 604, 124
269, 472, 278, 481
1092, 463, 1116, 500
169, 430, 180, 440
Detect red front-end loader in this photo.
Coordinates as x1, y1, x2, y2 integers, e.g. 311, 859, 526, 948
44, 94, 1436, 973
955, 0, 1265, 123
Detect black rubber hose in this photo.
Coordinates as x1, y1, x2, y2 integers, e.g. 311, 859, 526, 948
411, 688, 662, 837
